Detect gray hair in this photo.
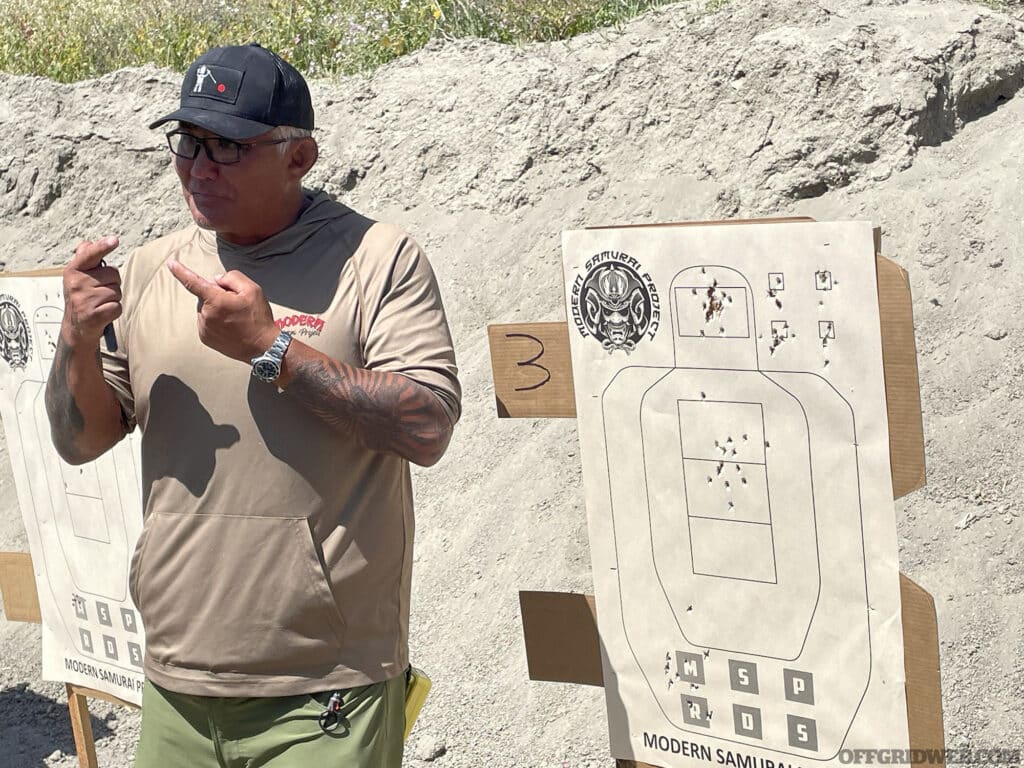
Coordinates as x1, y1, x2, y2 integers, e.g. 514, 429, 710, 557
270, 125, 314, 153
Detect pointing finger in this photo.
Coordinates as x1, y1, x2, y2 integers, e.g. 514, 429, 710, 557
167, 258, 219, 302
69, 236, 119, 271
214, 270, 255, 294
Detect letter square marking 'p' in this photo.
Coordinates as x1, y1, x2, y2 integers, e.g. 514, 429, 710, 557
783, 669, 815, 704
681, 695, 711, 728
676, 651, 706, 684
121, 608, 138, 633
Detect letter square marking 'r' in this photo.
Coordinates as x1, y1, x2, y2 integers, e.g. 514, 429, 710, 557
681, 695, 711, 728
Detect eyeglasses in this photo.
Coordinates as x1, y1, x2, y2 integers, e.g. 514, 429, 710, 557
165, 130, 289, 165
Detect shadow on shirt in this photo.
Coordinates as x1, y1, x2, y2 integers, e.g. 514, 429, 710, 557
141, 374, 240, 506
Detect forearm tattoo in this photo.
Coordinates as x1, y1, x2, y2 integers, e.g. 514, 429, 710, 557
286, 359, 451, 463
44, 339, 91, 463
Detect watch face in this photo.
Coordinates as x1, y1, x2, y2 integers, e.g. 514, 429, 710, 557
252, 359, 281, 382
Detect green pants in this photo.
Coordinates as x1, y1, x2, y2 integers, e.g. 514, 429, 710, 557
135, 676, 405, 768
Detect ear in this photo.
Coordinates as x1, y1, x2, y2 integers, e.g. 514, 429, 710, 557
286, 137, 319, 180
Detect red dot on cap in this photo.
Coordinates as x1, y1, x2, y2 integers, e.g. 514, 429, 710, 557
217, 84, 226, 92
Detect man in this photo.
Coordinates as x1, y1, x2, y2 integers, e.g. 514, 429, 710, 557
44, 43, 460, 767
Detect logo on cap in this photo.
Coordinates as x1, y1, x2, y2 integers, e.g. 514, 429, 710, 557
194, 65, 218, 93
189, 65, 243, 104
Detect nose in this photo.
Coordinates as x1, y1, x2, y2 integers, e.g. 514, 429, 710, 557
187, 147, 219, 179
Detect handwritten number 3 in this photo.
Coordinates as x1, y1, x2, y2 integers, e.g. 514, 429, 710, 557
507, 333, 551, 391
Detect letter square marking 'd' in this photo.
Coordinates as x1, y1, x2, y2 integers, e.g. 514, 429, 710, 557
733, 704, 763, 739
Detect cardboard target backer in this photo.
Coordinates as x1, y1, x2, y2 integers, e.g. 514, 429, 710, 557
0, 274, 145, 705
561, 221, 909, 766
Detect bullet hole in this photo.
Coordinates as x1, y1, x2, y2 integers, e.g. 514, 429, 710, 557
765, 441, 771, 449
700, 391, 706, 399
741, 478, 748, 485
724, 480, 731, 489
742, 434, 748, 441
716, 462, 724, 476
705, 285, 725, 322
707, 476, 713, 485
775, 298, 783, 309
686, 605, 693, 612
691, 288, 698, 295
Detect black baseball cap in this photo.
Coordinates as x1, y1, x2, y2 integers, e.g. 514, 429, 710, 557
149, 43, 314, 140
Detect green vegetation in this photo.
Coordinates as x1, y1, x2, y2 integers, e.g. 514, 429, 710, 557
0, 0, 727, 83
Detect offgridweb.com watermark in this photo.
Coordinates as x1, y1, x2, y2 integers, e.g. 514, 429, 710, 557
838, 748, 1021, 765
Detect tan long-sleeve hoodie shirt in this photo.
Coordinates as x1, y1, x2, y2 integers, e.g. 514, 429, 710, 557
101, 192, 460, 696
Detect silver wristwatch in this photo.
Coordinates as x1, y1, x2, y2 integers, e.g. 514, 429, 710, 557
250, 331, 293, 383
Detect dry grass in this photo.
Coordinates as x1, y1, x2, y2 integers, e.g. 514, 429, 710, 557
0, 0, 730, 82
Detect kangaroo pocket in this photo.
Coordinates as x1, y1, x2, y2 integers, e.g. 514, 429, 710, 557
132, 512, 347, 675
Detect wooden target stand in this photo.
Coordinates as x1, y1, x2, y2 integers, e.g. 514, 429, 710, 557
0, 551, 128, 768
487, 219, 945, 768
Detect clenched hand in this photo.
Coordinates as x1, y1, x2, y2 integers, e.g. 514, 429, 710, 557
62, 237, 122, 348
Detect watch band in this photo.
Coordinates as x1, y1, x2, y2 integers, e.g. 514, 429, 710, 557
250, 330, 293, 383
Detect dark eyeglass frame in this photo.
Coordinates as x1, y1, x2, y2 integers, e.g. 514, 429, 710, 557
165, 130, 290, 165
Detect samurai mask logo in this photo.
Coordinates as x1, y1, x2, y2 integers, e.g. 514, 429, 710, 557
0, 295, 31, 369
571, 253, 660, 353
